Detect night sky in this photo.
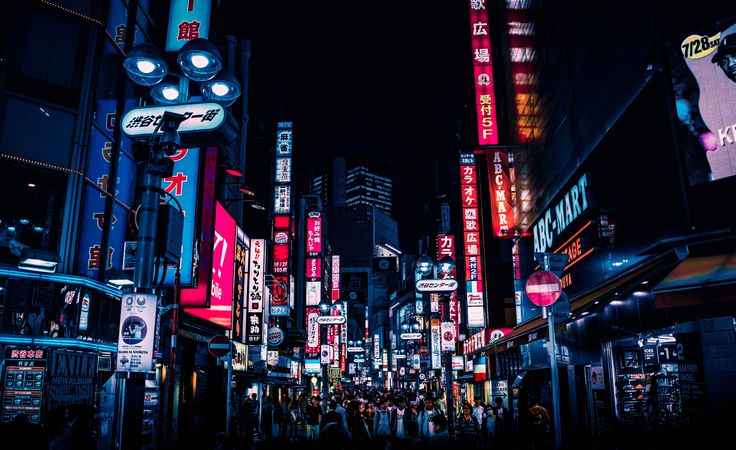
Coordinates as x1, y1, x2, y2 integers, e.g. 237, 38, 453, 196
218, 1, 473, 249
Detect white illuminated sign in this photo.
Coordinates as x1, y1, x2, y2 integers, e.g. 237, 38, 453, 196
415, 279, 458, 292
317, 315, 346, 325
122, 103, 225, 138
400, 333, 423, 340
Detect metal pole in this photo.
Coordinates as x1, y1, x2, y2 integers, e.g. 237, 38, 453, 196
226, 348, 233, 436
167, 265, 181, 448
543, 256, 563, 450
134, 151, 165, 289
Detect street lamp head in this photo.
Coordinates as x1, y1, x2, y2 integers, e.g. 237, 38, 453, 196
411, 318, 422, 332
318, 297, 331, 314
438, 256, 455, 274
177, 38, 223, 82
200, 69, 241, 106
415, 255, 434, 276
401, 323, 410, 332
123, 43, 168, 86
150, 76, 185, 105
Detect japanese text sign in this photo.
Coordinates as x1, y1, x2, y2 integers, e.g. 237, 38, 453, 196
246, 239, 265, 344
469, 0, 499, 145
166, 0, 211, 51
487, 150, 514, 238
306, 217, 323, 254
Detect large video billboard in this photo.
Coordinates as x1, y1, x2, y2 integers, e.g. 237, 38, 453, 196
669, 19, 736, 185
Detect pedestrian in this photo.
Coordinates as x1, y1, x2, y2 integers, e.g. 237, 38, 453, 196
455, 402, 480, 447
286, 397, 301, 441
491, 397, 509, 446
352, 402, 373, 446
528, 397, 551, 450
373, 400, 392, 443
405, 402, 419, 439
305, 395, 321, 440
243, 393, 259, 440
322, 400, 345, 429
428, 414, 458, 448
262, 396, 274, 440
392, 398, 409, 440
481, 405, 496, 448
472, 396, 485, 427
418, 397, 441, 439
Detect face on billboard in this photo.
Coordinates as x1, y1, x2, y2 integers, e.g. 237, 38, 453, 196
670, 20, 736, 184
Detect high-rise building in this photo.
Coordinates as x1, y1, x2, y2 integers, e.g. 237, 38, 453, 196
309, 156, 393, 216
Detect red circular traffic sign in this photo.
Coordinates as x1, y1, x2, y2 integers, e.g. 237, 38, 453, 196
208, 335, 231, 358
525, 270, 562, 307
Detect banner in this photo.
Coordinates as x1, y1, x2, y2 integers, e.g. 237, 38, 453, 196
440, 321, 456, 352
117, 293, 158, 372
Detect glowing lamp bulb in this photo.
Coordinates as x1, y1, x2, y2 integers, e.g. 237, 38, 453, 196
211, 82, 230, 97
190, 54, 210, 69
136, 60, 156, 74
161, 87, 179, 101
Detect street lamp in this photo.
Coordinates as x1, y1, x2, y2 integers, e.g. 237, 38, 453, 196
124, 38, 240, 107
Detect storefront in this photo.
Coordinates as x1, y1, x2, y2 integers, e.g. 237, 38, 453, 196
0, 269, 122, 448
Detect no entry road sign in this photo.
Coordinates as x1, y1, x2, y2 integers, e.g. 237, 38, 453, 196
208, 335, 231, 359
525, 270, 562, 307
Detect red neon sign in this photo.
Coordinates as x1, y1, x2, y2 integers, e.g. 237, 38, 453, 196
469, 0, 498, 146
487, 150, 514, 238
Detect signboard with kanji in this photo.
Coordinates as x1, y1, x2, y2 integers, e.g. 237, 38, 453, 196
121, 103, 236, 145
166, 0, 212, 52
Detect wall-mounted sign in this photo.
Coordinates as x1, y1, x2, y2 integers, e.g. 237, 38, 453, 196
305, 307, 320, 356
275, 157, 292, 183
275, 122, 293, 155
165, 0, 211, 51
117, 293, 158, 372
452, 355, 465, 371
487, 150, 514, 238
348, 347, 364, 353
1, 348, 46, 424
393, 352, 407, 359
122, 103, 234, 145
274, 185, 291, 214
430, 319, 441, 369
460, 153, 486, 328
306, 281, 321, 306
48, 350, 95, 410
469, 0, 499, 145
245, 239, 265, 345
415, 279, 458, 292
232, 341, 247, 372
317, 315, 346, 325
331, 255, 341, 301
440, 321, 456, 351
267, 327, 285, 347
532, 174, 591, 253
306, 217, 323, 253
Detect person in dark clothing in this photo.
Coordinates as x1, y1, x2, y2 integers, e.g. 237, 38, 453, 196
305, 396, 321, 440
322, 400, 345, 429
428, 414, 458, 448
352, 402, 373, 444
455, 402, 480, 447
262, 396, 274, 440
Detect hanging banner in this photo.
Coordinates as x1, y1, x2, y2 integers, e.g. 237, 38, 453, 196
246, 239, 265, 344
117, 293, 158, 372
440, 321, 456, 352
460, 153, 486, 328
231, 228, 248, 342
487, 150, 514, 238
430, 318, 441, 369
306, 307, 320, 356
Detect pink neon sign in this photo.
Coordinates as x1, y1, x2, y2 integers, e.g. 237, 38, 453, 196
469, 0, 498, 146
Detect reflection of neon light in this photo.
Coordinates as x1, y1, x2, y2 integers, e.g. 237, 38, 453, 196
0, 267, 122, 298
0, 335, 117, 352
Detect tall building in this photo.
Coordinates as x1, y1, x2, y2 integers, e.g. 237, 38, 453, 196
309, 156, 393, 216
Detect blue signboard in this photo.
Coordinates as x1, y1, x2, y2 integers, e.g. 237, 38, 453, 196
75, 100, 137, 277
162, 148, 200, 286
105, 0, 145, 55
166, 0, 212, 52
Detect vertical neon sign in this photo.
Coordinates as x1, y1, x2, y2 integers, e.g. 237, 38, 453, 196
469, 0, 498, 145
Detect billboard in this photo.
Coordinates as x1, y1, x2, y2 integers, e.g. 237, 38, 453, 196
185, 202, 235, 328
669, 19, 736, 185
305, 307, 320, 356
331, 255, 341, 301
275, 157, 292, 183
166, 0, 211, 51
306, 216, 323, 253
232, 229, 248, 342
460, 153, 486, 328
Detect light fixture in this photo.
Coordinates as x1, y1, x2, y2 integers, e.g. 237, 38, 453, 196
437, 256, 455, 274
33, 226, 43, 233
150, 76, 185, 105
105, 269, 134, 287
123, 43, 168, 86
19, 219, 29, 225
411, 318, 422, 332
27, 183, 36, 188
223, 182, 254, 196
177, 38, 223, 82
18, 248, 60, 273
200, 69, 241, 106
401, 323, 410, 332
221, 164, 243, 178
415, 255, 434, 276
318, 297, 331, 314
249, 202, 266, 211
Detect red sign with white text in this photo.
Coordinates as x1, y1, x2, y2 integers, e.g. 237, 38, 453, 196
460, 153, 486, 328
487, 150, 514, 238
306, 217, 322, 254
306, 257, 321, 280
469, 0, 498, 145
436, 234, 459, 337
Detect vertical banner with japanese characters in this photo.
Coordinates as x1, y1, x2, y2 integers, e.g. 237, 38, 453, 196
271, 122, 293, 316
486, 149, 514, 238
246, 239, 265, 344
232, 228, 248, 342
166, 0, 212, 52
436, 234, 459, 338
460, 153, 486, 328
306, 307, 320, 356
75, 100, 136, 278
469, 0, 498, 145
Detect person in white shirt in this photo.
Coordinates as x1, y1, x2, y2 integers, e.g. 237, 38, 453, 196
473, 396, 485, 427
418, 397, 440, 439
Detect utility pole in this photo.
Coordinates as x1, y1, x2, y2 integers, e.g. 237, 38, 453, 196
541, 254, 563, 450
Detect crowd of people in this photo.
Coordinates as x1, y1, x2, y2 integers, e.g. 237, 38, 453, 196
229, 386, 523, 450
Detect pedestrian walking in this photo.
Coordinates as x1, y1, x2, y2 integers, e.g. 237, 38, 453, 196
305, 396, 321, 440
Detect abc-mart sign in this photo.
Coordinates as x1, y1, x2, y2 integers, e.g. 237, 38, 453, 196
317, 315, 346, 325
415, 279, 458, 292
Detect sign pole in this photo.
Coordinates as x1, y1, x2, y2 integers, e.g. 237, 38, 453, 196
225, 341, 232, 436
542, 255, 563, 450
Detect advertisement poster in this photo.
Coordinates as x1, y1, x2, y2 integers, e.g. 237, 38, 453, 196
117, 293, 158, 372
48, 350, 96, 409
669, 19, 736, 184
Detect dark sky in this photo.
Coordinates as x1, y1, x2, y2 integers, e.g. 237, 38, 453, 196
218, 1, 473, 249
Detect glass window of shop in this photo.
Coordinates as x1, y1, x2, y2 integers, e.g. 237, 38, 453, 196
609, 328, 682, 428
0, 161, 66, 267
0, 277, 119, 342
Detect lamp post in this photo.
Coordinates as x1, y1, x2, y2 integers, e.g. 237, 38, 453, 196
415, 255, 456, 426
121, 36, 242, 450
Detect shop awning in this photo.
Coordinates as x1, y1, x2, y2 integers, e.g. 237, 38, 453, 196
487, 248, 683, 355
653, 251, 736, 293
